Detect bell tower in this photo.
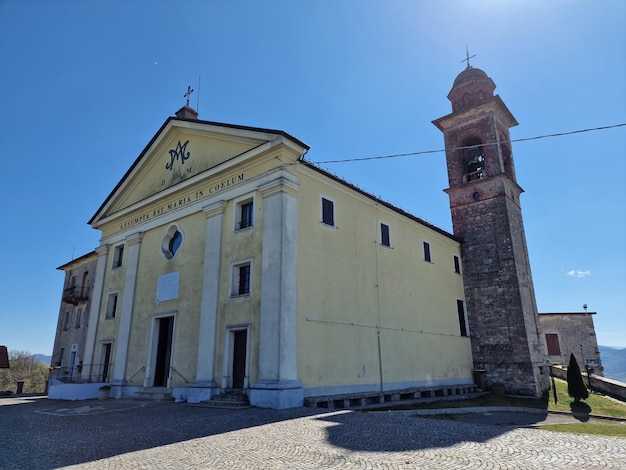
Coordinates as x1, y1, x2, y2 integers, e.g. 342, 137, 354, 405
433, 66, 549, 397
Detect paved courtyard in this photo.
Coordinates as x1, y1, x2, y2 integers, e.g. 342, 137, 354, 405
0, 396, 624, 469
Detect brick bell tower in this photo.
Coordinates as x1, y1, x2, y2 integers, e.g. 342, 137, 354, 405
433, 65, 549, 397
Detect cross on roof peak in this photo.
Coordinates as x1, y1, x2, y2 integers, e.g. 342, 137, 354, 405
184, 85, 194, 107
460, 46, 477, 69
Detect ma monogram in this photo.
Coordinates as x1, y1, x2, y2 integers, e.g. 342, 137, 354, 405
166, 140, 191, 171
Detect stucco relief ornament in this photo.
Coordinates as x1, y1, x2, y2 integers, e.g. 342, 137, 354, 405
166, 140, 190, 171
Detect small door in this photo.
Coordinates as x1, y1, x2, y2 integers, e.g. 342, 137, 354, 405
68, 351, 77, 379
101, 343, 112, 382
232, 330, 247, 389
153, 316, 174, 387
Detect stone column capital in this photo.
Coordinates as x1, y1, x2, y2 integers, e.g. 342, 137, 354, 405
125, 232, 144, 245
202, 200, 227, 218
95, 245, 109, 256
258, 173, 299, 198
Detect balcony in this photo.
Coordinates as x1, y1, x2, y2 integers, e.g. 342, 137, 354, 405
62, 285, 89, 305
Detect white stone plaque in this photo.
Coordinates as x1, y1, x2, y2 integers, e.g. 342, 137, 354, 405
157, 271, 179, 302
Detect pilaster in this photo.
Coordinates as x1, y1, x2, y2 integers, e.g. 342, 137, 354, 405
112, 232, 143, 383
250, 172, 303, 409
188, 201, 226, 403
81, 245, 109, 380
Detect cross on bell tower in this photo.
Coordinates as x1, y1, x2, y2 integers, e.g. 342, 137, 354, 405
432, 65, 549, 398
460, 45, 476, 69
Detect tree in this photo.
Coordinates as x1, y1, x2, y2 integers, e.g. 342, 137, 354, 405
0, 350, 50, 394
567, 353, 589, 402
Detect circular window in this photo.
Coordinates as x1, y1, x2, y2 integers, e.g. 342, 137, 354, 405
162, 224, 184, 260
472, 191, 480, 201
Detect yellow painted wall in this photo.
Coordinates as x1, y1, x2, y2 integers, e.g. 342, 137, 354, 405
90, 120, 472, 396
296, 165, 473, 391
124, 211, 206, 386
93, 147, 294, 387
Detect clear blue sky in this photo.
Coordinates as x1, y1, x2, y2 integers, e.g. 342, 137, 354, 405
1, 1, 624, 355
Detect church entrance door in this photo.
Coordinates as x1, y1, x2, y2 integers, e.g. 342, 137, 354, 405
153, 316, 174, 387
232, 330, 247, 389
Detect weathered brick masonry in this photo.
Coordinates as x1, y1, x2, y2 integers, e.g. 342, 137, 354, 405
434, 66, 550, 397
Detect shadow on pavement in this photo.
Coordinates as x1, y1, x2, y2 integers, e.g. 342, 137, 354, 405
0, 397, 326, 470
315, 410, 517, 453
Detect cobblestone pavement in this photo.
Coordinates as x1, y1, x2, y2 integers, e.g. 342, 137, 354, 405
0, 396, 624, 469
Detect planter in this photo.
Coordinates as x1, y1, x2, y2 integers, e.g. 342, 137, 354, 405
98, 386, 111, 400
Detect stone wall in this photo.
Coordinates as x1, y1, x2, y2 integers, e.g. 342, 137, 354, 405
550, 365, 626, 402
540, 313, 603, 376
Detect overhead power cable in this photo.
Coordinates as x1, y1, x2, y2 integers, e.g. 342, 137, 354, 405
313, 123, 626, 164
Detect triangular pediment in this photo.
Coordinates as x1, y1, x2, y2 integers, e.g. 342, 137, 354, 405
90, 117, 305, 226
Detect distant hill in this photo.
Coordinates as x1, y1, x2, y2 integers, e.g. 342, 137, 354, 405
32, 354, 52, 366
599, 346, 626, 383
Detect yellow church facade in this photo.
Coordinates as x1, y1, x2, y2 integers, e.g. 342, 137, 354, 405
68, 107, 473, 408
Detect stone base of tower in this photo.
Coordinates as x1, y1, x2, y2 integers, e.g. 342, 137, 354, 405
478, 359, 550, 398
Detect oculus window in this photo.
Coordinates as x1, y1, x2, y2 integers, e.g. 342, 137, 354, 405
162, 224, 184, 261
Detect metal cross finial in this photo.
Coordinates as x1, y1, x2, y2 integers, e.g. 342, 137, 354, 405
184, 86, 194, 107
460, 45, 477, 69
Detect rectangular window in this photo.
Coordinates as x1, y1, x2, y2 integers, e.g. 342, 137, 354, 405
81, 271, 89, 297
231, 261, 252, 297
321, 197, 335, 226
57, 347, 65, 367
63, 311, 70, 330
113, 245, 124, 268
75, 308, 82, 328
380, 223, 390, 247
239, 201, 253, 229
238, 264, 251, 295
235, 196, 255, 231
105, 293, 118, 319
453, 255, 461, 273
457, 300, 468, 337
545, 334, 561, 356
423, 241, 431, 262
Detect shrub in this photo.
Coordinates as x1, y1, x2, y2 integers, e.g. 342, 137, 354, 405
567, 353, 589, 402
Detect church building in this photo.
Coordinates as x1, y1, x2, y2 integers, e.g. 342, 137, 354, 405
49, 66, 549, 407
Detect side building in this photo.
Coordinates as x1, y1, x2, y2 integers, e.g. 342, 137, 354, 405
539, 311, 604, 376
50, 106, 474, 408
51, 251, 98, 381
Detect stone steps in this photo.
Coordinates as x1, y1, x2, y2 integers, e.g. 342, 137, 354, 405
304, 384, 480, 409
197, 390, 250, 409
132, 388, 175, 403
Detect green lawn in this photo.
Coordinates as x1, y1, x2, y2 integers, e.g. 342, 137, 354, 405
371, 378, 626, 438
540, 421, 626, 438
547, 378, 626, 418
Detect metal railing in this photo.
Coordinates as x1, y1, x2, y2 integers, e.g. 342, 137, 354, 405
62, 285, 90, 305
126, 367, 146, 385
170, 367, 190, 384
48, 363, 113, 383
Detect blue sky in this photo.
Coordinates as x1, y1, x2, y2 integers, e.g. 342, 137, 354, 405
1, 0, 624, 354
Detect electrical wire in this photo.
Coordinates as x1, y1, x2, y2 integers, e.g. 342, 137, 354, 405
312, 123, 626, 164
